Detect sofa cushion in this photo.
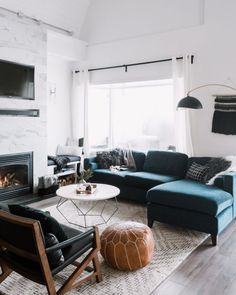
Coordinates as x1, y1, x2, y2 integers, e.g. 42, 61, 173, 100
92, 169, 132, 186
147, 179, 233, 216
143, 151, 188, 178
132, 151, 146, 171
125, 172, 179, 189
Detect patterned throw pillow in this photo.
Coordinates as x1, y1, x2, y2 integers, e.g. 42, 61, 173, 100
97, 149, 126, 169
110, 149, 126, 166
186, 162, 209, 183
96, 151, 114, 169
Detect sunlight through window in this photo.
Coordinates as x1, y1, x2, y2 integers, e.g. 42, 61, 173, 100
88, 80, 175, 153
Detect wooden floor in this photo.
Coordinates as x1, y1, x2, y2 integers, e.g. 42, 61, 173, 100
152, 219, 236, 295
32, 197, 236, 295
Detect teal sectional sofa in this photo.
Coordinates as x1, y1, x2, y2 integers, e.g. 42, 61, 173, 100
85, 151, 236, 245
85, 151, 187, 203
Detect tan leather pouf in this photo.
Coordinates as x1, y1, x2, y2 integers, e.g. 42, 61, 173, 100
101, 222, 154, 271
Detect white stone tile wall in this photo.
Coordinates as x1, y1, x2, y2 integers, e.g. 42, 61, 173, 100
0, 11, 47, 190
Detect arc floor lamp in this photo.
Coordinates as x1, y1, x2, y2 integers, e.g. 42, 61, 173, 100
177, 84, 236, 109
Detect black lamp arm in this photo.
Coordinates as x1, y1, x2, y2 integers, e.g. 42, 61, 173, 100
187, 84, 236, 96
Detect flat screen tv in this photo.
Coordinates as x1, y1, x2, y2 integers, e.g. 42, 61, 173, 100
0, 60, 35, 100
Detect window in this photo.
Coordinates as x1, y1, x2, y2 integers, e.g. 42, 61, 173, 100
88, 80, 175, 153
88, 87, 110, 151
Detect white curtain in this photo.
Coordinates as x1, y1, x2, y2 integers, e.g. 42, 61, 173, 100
172, 56, 194, 156
71, 67, 90, 158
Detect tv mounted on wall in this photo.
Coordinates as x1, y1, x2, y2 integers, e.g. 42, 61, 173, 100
0, 60, 35, 100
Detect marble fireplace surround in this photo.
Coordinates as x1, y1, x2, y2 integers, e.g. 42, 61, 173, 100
0, 11, 47, 190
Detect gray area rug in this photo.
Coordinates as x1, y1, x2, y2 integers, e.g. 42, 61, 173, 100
0, 200, 208, 295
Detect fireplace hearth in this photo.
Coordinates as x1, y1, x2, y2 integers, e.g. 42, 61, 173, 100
0, 153, 33, 202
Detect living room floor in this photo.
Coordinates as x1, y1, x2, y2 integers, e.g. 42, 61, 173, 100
152, 219, 236, 295
33, 197, 236, 295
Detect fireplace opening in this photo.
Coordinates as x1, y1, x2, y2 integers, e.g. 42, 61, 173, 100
0, 153, 33, 201
0, 165, 28, 189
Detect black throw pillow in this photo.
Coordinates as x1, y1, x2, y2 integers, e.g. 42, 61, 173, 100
45, 233, 65, 268
205, 157, 231, 182
97, 149, 126, 169
110, 148, 126, 166
186, 162, 209, 183
96, 151, 113, 169
9, 205, 68, 242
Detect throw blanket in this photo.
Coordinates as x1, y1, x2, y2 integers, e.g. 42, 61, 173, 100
207, 156, 236, 185
48, 155, 70, 171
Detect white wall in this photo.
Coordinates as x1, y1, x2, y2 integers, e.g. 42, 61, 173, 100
47, 31, 87, 61
47, 56, 72, 155
47, 31, 87, 155
0, 11, 47, 187
84, 0, 236, 157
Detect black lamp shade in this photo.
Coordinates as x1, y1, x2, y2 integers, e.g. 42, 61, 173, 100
177, 96, 203, 109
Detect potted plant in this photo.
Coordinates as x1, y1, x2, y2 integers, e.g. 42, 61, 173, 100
77, 169, 93, 184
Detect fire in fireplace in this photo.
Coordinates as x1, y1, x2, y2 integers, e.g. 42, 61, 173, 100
0, 165, 28, 189
0, 153, 33, 201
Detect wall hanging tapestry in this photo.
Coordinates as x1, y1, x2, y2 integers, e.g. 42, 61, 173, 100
212, 95, 236, 135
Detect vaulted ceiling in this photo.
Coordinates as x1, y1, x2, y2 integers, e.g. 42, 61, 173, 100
81, 0, 204, 44
0, 0, 91, 38
0, 0, 204, 44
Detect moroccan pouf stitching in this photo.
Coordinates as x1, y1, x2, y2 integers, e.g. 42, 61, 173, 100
100, 221, 155, 271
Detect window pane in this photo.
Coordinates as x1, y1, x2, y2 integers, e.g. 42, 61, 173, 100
111, 81, 174, 151
88, 87, 110, 153
88, 80, 175, 153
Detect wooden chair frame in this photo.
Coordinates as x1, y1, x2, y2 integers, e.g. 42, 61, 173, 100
0, 211, 102, 295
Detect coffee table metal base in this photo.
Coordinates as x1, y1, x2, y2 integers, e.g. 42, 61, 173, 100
56, 197, 118, 228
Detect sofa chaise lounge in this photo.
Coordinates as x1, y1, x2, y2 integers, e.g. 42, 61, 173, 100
85, 151, 236, 245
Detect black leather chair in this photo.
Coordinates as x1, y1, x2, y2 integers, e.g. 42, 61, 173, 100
0, 211, 102, 295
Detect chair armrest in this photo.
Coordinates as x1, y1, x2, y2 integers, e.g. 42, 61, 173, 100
84, 157, 98, 171
45, 227, 95, 254
223, 172, 236, 217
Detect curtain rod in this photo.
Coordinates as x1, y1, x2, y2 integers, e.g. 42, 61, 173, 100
75, 55, 194, 74
0, 6, 73, 36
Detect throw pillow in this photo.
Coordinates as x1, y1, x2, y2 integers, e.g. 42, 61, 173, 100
9, 205, 68, 242
186, 162, 209, 183
96, 151, 114, 169
110, 148, 126, 166
45, 233, 65, 268
205, 157, 231, 182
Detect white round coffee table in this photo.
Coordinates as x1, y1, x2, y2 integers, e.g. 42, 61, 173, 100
56, 183, 120, 228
